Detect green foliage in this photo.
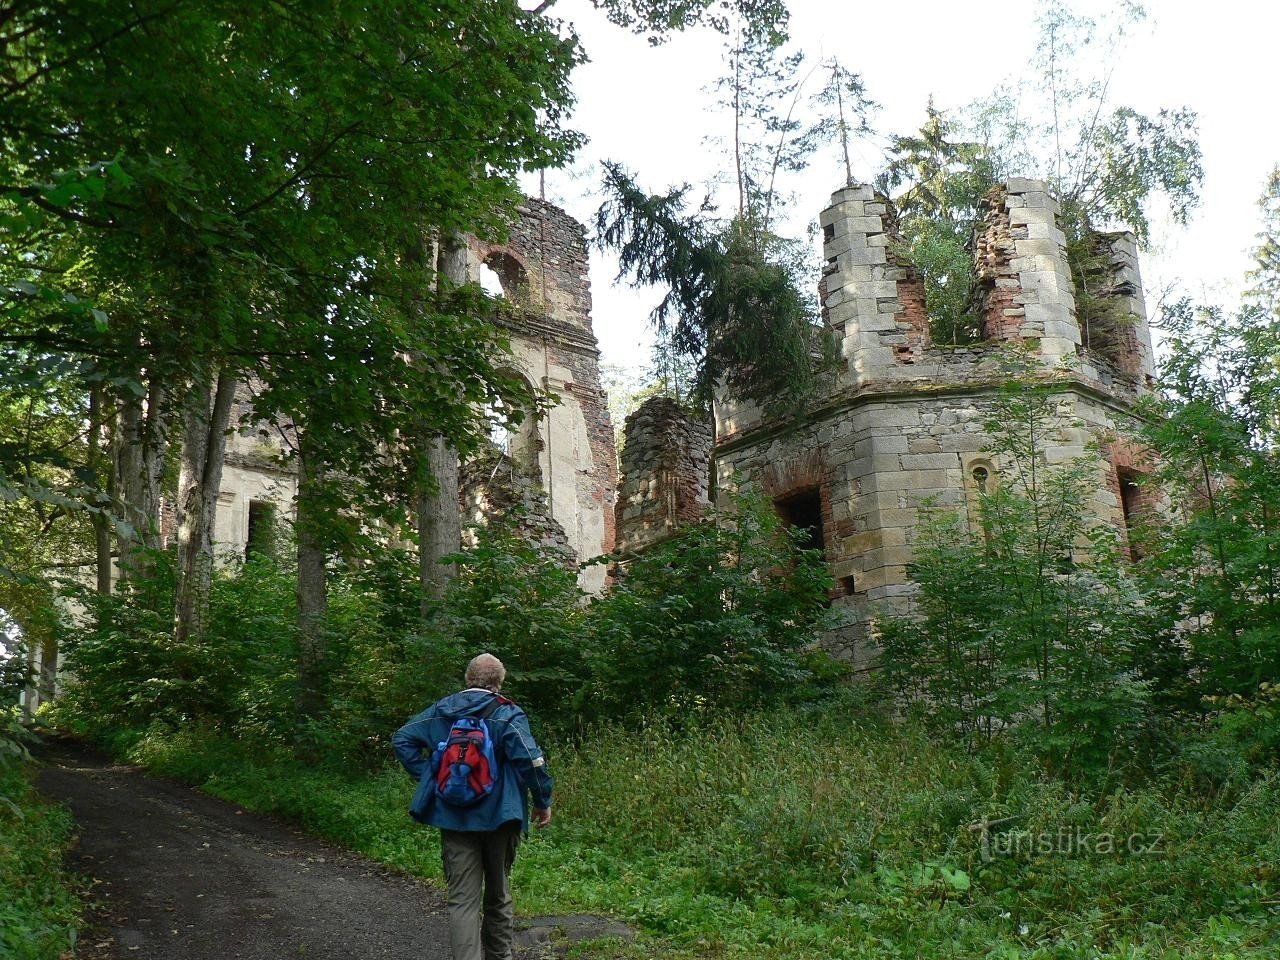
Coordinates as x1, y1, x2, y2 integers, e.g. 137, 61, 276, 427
878, 3, 1202, 349
595, 27, 869, 413
1, 0, 589, 654
1248, 165, 1280, 313
0, 715, 81, 959
878, 103, 994, 345
53, 487, 834, 755
879, 362, 1149, 780
596, 163, 838, 410
587, 489, 836, 719
1133, 299, 1280, 711
974, 0, 1203, 242
53, 549, 275, 732
109, 706, 1280, 959
438, 522, 589, 730
589, 0, 790, 46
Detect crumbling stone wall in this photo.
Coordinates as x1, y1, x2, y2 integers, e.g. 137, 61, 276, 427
477, 197, 593, 330
712, 177, 1157, 658
470, 198, 617, 591
460, 448, 575, 563
615, 396, 713, 555
973, 179, 1080, 360
882, 205, 931, 365
1075, 231, 1154, 390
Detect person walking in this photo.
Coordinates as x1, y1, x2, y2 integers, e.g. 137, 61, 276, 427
392, 653, 552, 960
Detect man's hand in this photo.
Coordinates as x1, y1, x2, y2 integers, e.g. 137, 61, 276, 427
532, 806, 552, 829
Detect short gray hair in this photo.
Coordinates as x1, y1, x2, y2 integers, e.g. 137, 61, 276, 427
465, 653, 506, 692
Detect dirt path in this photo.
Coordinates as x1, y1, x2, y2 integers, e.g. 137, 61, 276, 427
35, 740, 455, 960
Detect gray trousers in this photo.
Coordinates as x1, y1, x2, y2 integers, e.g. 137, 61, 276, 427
440, 823, 522, 960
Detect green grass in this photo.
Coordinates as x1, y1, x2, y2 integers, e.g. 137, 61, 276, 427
0, 756, 81, 960
111, 705, 1280, 959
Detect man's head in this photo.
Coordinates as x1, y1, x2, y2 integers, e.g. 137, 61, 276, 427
465, 653, 506, 693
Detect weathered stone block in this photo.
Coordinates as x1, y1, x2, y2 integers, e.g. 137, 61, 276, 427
1024, 221, 1068, 246
841, 530, 884, 554
860, 406, 924, 428
856, 564, 909, 593
819, 201, 860, 228
1006, 176, 1049, 195
874, 507, 919, 528
861, 543, 915, 568
839, 246, 887, 268
842, 215, 886, 233
852, 433, 908, 456
847, 454, 904, 479
898, 452, 959, 470
867, 468, 950, 491
939, 433, 987, 453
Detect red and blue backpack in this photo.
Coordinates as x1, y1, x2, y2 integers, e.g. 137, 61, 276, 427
430, 698, 503, 807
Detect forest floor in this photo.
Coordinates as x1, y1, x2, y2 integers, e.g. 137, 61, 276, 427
35, 739, 459, 960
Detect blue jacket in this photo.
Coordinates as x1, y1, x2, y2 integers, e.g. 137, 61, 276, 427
392, 688, 553, 833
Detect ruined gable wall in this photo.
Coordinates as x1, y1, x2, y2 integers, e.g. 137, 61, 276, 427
469, 198, 617, 592
201, 199, 617, 585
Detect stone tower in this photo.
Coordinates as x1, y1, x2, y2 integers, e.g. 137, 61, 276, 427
710, 179, 1157, 660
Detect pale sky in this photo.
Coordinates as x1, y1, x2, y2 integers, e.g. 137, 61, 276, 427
523, 0, 1280, 373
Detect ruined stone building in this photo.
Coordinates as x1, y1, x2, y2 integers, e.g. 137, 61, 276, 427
616, 178, 1157, 661
20, 198, 616, 715
462, 198, 617, 592
196, 197, 618, 589
21, 179, 1158, 711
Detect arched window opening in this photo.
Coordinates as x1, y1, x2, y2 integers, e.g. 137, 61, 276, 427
774, 487, 825, 555
480, 251, 529, 303
965, 459, 999, 548
1117, 467, 1148, 560
484, 384, 543, 479
478, 262, 505, 298
971, 465, 991, 495
486, 398, 514, 454
967, 459, 998, 496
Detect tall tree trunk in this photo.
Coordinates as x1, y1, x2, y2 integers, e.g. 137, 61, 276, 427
113, 376, 169, 579
173, 368, 236, 643
87, 384, 113, 595
295, 426, 328, 737
417, 234, 466, 615
418, 435, 461, 610
20, 641, 39, 721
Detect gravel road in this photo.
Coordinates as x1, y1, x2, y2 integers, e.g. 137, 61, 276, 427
36, 740, 454, 960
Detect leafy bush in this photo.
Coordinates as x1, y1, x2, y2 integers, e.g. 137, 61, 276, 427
1135, 303, 1280, 708
878, 369, 1149, 781
438, 522, 589, 731
585, 490, 837, 721
0, 711, 81, 960
53, 489, 837, 760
